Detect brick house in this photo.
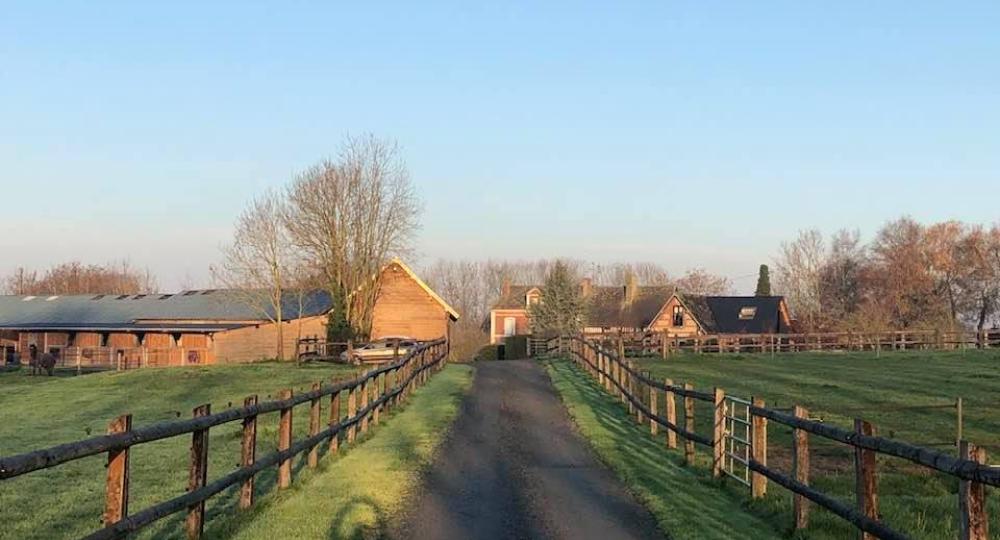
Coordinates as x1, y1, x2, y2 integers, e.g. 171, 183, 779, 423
489, 278, 791, 343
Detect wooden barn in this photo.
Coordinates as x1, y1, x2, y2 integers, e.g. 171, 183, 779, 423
489, 278, 791, 343
0, 259, 458, 368
369, 259, 460, 341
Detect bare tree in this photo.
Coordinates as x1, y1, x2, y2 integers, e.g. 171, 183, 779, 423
956, 225, 1000, 336
3, 261, 157, 295
773, 229, 826, 330
285, 134, 421, 339
212, 190, 296, 360
673, 267, 733, 295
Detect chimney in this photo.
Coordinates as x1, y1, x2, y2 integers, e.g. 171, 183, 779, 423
580, 277, 593, 298
623, 272, 639, 305
501, 278, 511, 298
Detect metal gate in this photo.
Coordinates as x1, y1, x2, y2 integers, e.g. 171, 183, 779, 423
722, 396, 752, 487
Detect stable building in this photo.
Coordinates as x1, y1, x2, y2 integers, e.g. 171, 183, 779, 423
0, 290, 333, 367
0, 259, 459, 368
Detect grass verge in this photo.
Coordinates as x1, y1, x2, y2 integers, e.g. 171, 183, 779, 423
544, 358, 784, 540
211, 364, 473, 540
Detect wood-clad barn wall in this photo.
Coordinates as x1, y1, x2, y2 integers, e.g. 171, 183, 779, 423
370, 263, 450, 341
648, 296, 702, 336
213, 315, 327, 364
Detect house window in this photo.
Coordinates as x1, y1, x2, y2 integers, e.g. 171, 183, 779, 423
504, 317, 517, 337
672, 306, 684, 327
739, 307, 757, 320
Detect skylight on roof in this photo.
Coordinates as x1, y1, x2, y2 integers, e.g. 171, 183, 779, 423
22, 296, 36, 301
46, 295, 59, 301
739, 307, 757, 320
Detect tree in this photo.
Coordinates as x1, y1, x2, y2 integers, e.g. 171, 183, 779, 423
819, 229, 867, 324
3, 261, 157, 295
529, 261, 586, 336
212, 190, 296, 360
774, 229, 826, 330
285, 134, 421, 338
955, 225, 1000, 336
674, 268, 732, 295
755, 264, 771, 296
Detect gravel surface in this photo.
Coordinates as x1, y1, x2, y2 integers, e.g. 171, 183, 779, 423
394, 360, 665, 540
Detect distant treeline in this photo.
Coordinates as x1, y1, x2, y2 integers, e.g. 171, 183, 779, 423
773, 217, 1000, 334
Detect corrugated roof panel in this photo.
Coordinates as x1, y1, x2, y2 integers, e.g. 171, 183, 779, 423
0, 289, 333, 329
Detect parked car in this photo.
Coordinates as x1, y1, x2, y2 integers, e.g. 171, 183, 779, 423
340, 337, 419, 364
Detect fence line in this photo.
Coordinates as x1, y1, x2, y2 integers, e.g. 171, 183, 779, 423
0, 339, 450, 540
553, 335, 994, 540
602, 329, 1000, 357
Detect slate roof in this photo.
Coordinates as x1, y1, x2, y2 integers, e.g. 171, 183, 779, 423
679, 295, 788, 334
0, 289, 333, 332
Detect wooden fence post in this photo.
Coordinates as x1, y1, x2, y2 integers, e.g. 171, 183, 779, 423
649, 383, 658, 436
684, 383, 695, 466
751, 397, 767, 499
661, 331, 668, 360
373, 372, 383, 425
793, 405, 810, 531
854, 419, 878, 540
104, 414, 132, 526
665, 378, 677, 449
329, 384, 341, 453
346, 383, 357, 443
240, 395, 257, 510
713, 388, 725, 478
360, 376, 370, 434
308, 383, 321, 468
959, 441, 989, 540
186, 404, 211, 540
278, 389, 293, 489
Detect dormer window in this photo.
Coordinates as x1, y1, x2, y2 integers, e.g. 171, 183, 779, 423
739, 307, 757, 320
526, 289, 541, 307
672, 305, 684, 327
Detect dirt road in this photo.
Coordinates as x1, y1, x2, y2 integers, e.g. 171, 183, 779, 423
395, 360, 665, 540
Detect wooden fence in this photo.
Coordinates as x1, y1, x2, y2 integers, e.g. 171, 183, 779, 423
553, 335, 996, 540
0, 339, 450, 540
607, 329, 1000, 357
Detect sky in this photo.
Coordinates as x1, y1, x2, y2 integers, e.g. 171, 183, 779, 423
2, 2, 998, 293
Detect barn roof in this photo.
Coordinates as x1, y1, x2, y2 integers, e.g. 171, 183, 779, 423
0, 289, 333, 332
385, 259, 460, 320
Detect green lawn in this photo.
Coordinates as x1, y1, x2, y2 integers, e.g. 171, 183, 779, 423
210, 364, 473, 540
0, 362, 360, 540
612, 349, 1000, 539
545, 358, 785, 540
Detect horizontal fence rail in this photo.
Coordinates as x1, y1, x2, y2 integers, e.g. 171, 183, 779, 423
0, 339, 450, 540
600, 329, 1000, 357
551, 335, 995, 540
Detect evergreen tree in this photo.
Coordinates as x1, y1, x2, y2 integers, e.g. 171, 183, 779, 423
529, 260, 587, 335
755, 264, 772, 296
326, 286, 355, 342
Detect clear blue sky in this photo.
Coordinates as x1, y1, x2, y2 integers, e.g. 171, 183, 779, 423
3, 2, 998, 292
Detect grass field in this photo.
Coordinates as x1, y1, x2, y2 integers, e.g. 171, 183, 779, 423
213, 364, 472, 540
0, 362, 360, 540
568, 349, 1000, 539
